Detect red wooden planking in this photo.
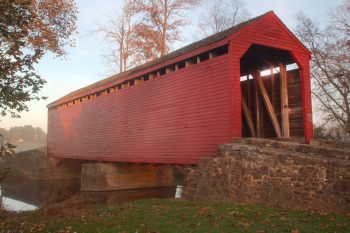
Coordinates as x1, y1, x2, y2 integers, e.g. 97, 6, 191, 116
47, 12, 313, 164
48, 55, 232, 164
228, 12, 313, 142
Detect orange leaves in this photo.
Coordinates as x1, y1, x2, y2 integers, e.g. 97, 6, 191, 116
99, 0, 200, 74
131, 0, 199, 57
1, 0, 75, 118
25, 0, 78, 56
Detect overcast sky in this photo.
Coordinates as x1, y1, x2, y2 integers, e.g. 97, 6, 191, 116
1, 0, 344, 131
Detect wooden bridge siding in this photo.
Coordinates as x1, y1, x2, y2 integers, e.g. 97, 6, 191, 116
229, 13, 313, 142
47, 55, 232, 164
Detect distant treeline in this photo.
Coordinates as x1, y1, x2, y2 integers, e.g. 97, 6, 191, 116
0, 125, 46, 145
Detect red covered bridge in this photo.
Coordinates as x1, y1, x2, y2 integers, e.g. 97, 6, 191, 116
47, 11, 313, 165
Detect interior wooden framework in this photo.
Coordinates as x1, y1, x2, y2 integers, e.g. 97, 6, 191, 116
240, 45, 304, 139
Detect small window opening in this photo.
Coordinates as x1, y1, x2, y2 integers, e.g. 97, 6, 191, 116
178, 61, 186, 69
199, 53, 210, 62
166, 65, 175, 74
159, 68, 166, 76
186, 57, 197, 67
149, 72, 157, 79
134, 77, 143, 85
215, 45, 228, 56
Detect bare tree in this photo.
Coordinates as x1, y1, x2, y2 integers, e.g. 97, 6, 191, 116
131, 0, 200, 58
98, 0, 199, 73
97, 1, 139, 74
295, 0, 350, 139
199, 0, 250, 36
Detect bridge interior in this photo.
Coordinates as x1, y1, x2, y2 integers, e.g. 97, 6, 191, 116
240, 44, 304, 140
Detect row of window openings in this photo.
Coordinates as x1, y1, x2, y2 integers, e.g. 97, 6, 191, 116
55, 45, 229, 109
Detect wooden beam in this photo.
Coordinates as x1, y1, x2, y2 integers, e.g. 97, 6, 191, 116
196, 56, 201, 64
242, 94, 256, 137
254, 74, 262, 137
246, 75, 251, 110
209, 52, 215, 59
255, 71, 282, 138
175, 64, 179, 71
279, 63, 290, 137
270, 66, 276, 108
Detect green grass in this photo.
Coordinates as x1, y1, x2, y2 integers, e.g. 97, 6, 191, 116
1, 199, 349, 233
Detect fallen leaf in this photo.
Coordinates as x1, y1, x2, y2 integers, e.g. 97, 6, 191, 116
238, 221, 250, 229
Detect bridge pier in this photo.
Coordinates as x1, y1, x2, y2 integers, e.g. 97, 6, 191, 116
81, 162, 176, 191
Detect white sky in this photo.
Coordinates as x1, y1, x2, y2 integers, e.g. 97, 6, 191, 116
0, 0, 344, 132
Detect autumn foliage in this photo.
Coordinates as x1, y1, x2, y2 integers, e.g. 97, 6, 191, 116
131, 0, 199, 57
98, 0, 199, 73
0, 0, 77, 118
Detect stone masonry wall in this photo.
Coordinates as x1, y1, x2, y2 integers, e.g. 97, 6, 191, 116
182, 140, 350, 213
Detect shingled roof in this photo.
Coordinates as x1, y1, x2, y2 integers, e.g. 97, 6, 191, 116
49, 11, 271, 107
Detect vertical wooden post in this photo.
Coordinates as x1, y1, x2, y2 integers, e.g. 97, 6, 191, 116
254, 73, 261, 138
196, 56, 201, 64
175, 64, 179, 71
279, 63, 290, 138
270, 66, 276, 108
209, 52, 215, 59
247, 75, 251, 111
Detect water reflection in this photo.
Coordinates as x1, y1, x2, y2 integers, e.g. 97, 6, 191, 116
0, 185, 38, 212
82, 187, 177, 204
0, 195, 37, 212
0, 179, 182, 212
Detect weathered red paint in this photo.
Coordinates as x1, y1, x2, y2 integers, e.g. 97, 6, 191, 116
47, 12, 313, 164
228, 12, 313, 142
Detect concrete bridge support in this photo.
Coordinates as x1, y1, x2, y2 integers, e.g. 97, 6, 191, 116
81, 162, 176, 191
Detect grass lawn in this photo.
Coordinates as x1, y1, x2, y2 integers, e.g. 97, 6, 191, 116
1, 198, 349, 233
